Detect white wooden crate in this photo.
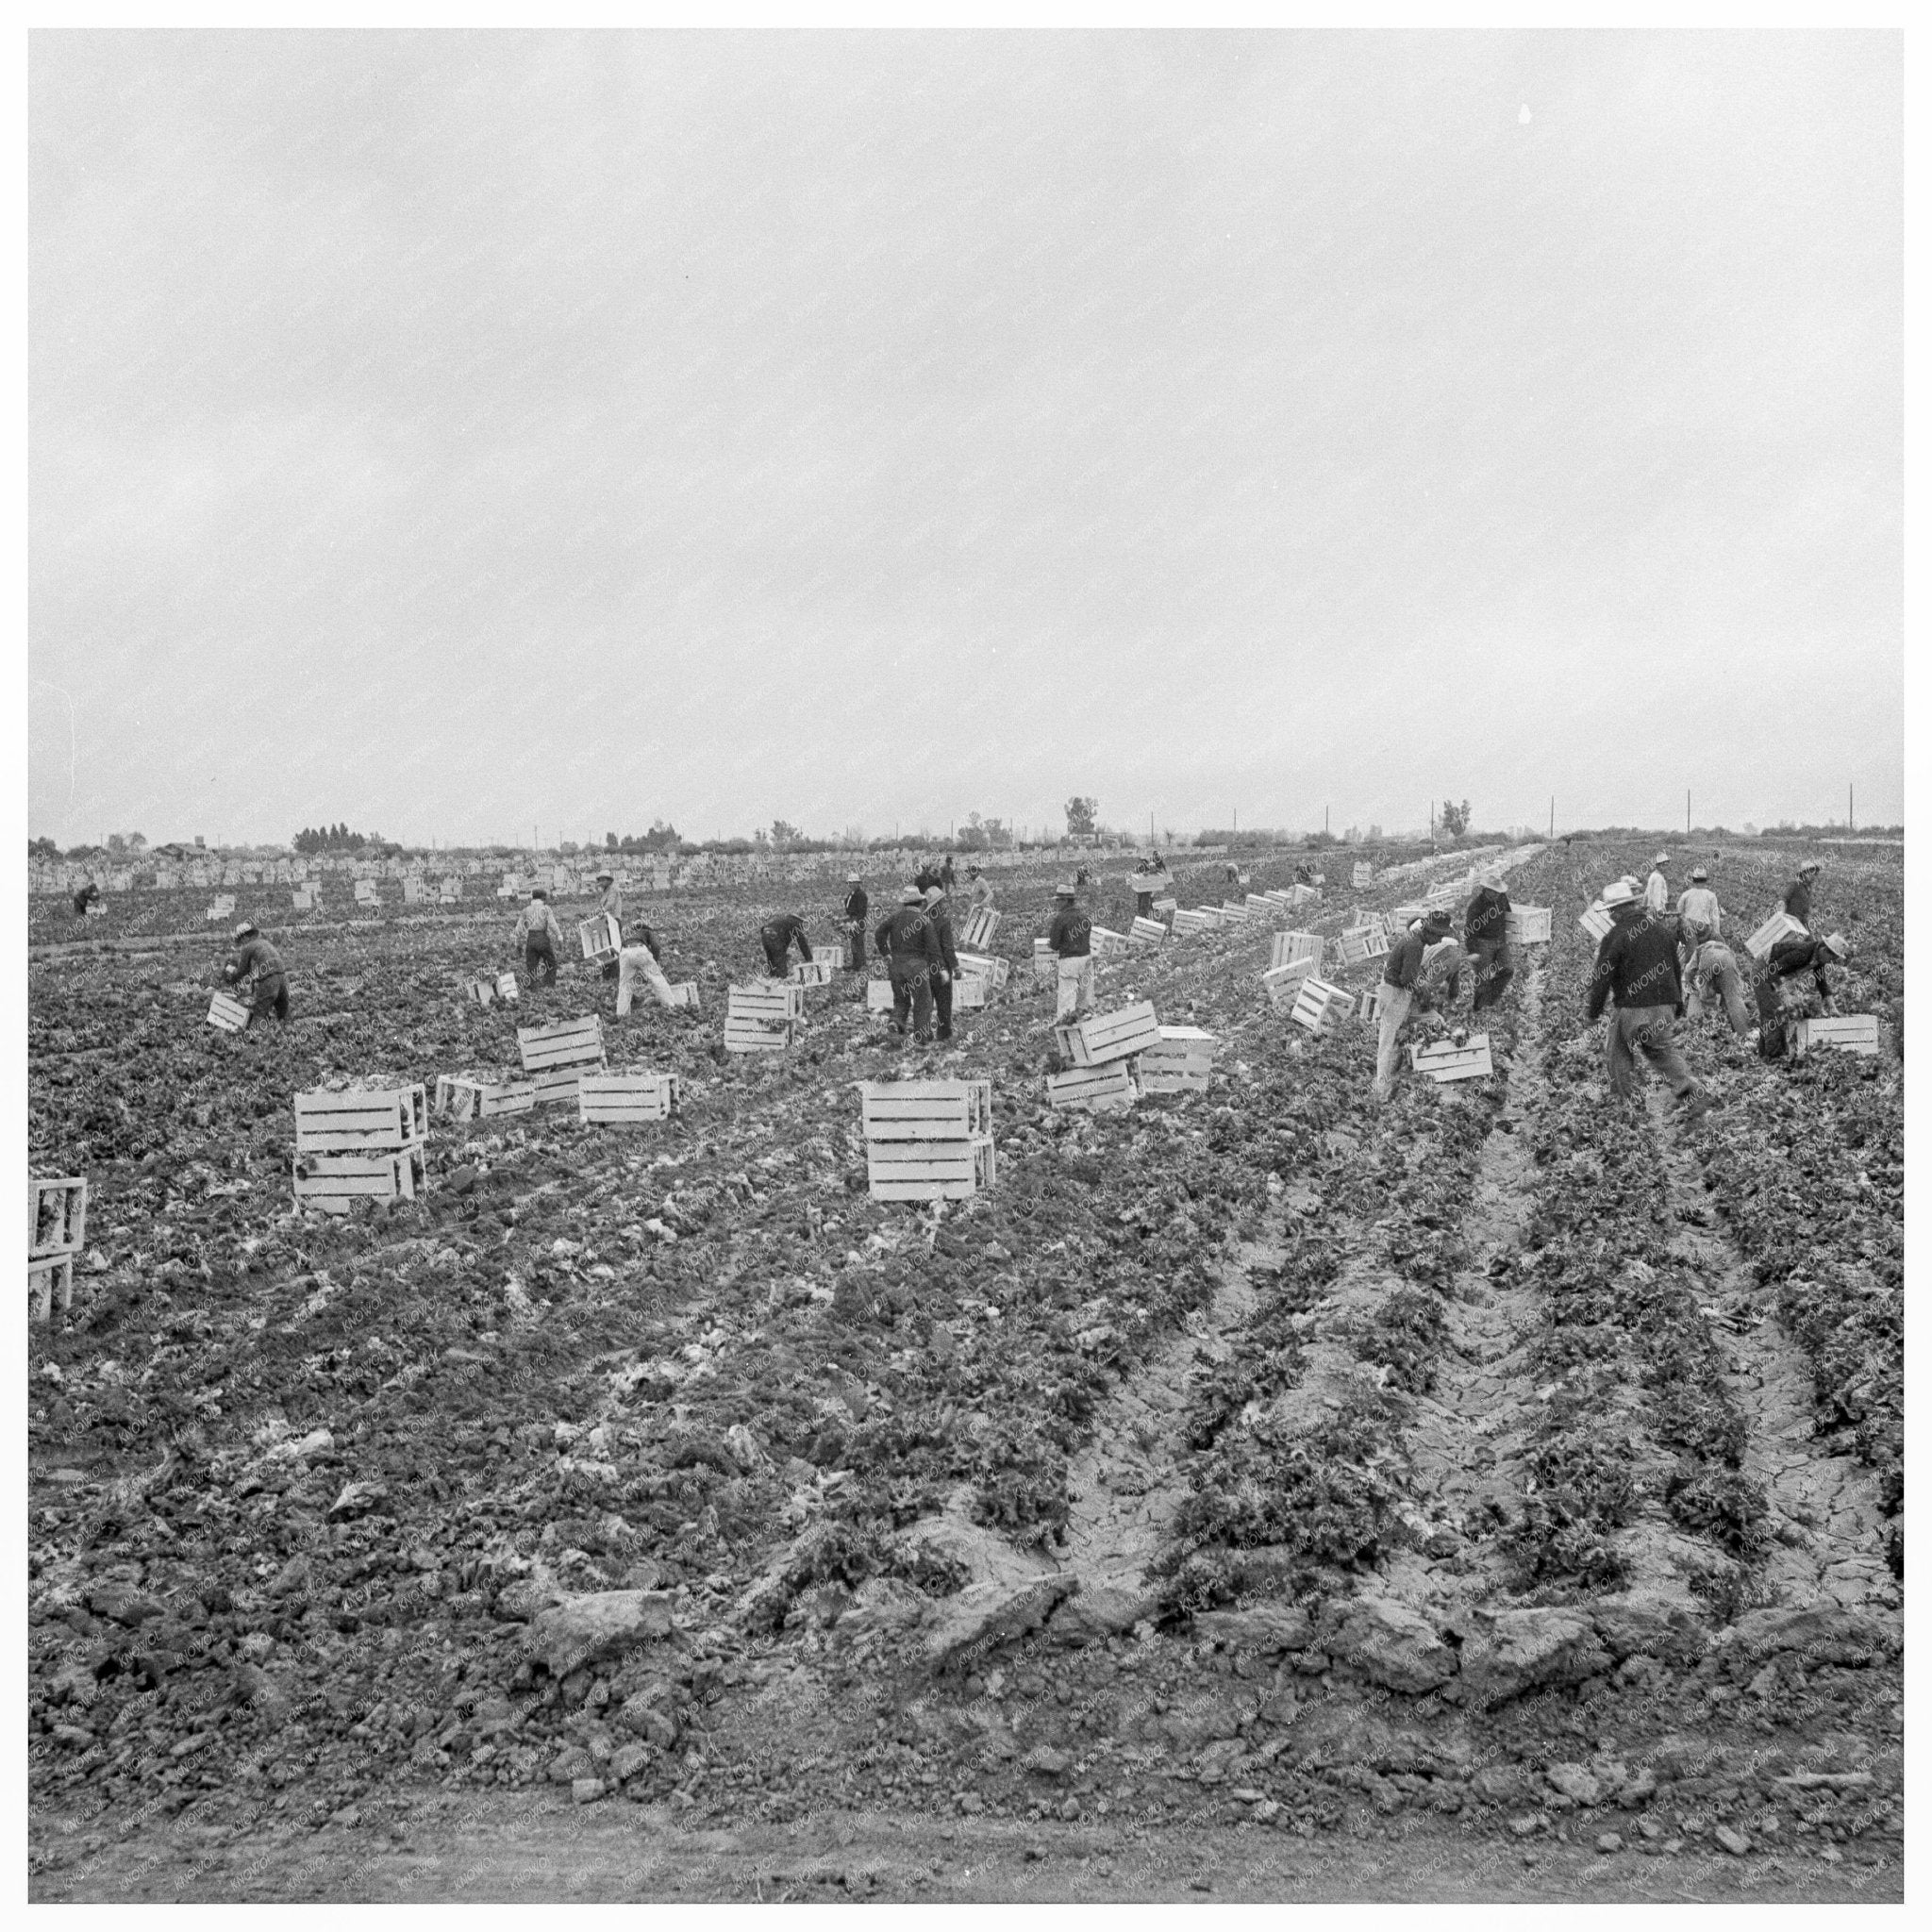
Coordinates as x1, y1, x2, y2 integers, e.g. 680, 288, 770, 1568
517, 1015, 608, 1074
659, 980, 699, 1008
464, 976, 498, 1008
83, 901, 108, 919
1290, 977, 1356, 1038
207, 894, 237, 921
29, 1178, 88, 1259
1090, 925, 1130, 958
954, 973, 989, 1009
861, 1079, 991, 1139
1792, 1015, 1879, 1058
1287, 882, 1322, 907
1271, 930, 1323, 972
1170, 908, 1216, 937
1262, 958, 1318, 1010
579, 911, 622, 965
578, 1072, 677, 1124
207, 990, 252, 1033
1129, 916, 1168, 945
955, 949, 1010, 990
404, 877, 428, 906
725, 983, 799, 1052
1505, 906, 1553, 945
294, 1085, 427, 1153
1244, 893, 1280, 919
1046, 1062, 1135, 1112
292, 1147, 425, 1216
960, 908, 1002, 950
1352, 863, 1374, 889
291, 886, 316, 911
1135, 1025, 1217, 1095
1410, 1034, 1494, 1082
1579, 906, 1615, 943
791, 958, 836, 988
1358, 980, 1394, 1026
1218, 902, 1252, 925
530, 1067, 591, 1107
29, 1254, 75, 1323
434, 1074, 537, 1122
866, 978, 897, 1012
1152, 897, 1177, 917
439, 879, 461, 903
1333, 925, 1391, 970
354, 880, 379, 907
1055, 1001, 1161, 1067
1391, 903, 1428, 928
1744, 910, 1807, 961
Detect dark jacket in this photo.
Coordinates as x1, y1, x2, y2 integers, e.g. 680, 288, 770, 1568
940, 858, 956, 889
913, 866, 941, 894
843, 886, 869, 925
627, 924, 662, 964
1586, 909, 1685, 1020
227, 935, 286, 986
1768, 935, 1836, 1000
1048, 904, 1091, 959
874, 906, 943, 979
1383, 929, 1427, 991
760, 913, 811, 962
1781, 876, 1814, 925
1465, 885, 1510, 947
925, 898, 959, 974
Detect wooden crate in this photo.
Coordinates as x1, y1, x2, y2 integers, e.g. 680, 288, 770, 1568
517, 1014, 608, 1074
206, 894, 237, 922
579, 911, 621, 966
791, 958, 836, 988
83, 901, 108, 919
960, 908, 1002, 950
1333, 925, 1391, 971
1262, 958, 1318, 1010
1391, 903, 1428, 928
578, 1073, 676, 1124
1135, 1025, 1217, 1096
439, 879, 461, 903
1352, 863, 1374, 889
530, 1068, 590, 1107
494, 971, 521, 1004
354, 880, 379, 907
725, 983, 800, 1053
1170, 908, 1216, 937
207, 990, 252, 1033
1218, 902, 1252, 925
1287, 883, 1322, 907
1505, 906, 1553, 945
1055, 1001, 1161, 1067
866, 978, 897, 1013
660, 980, 699, 1008
1411, 1035, 1494, 1082
29, 1253, 75, 1323
1152, 897, 1177, 917
1129, 916, 1168, 946
861, 1079, 991, 1139
1290, 977, 1356, 1038
291, 886, 316, 911
1578, 906, 1615, 943
294, 1085, 427, 1153
1261, 890, 1297, 910
1245, 893, 1281, 919
954, 973, 989, 1010
1089, 925, 1130, 958
956, 950, 1010, 990
464, 976, 498, 1008
1358, 980, 1391, 1026
1744, 909, 1807, 961
1270, 930, 1323, 972
291, 1148, 425, 1216
1792, 1015, 1879, 1058
29, 1178, 88, 1259
865, 1139, 979, 1200
434, 1074, 536, 1122
403, 877, 428, 906
1046, 1062, 1135, 1112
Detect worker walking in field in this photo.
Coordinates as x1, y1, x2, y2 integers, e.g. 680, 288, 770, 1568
1585, 881, 1712, 1117
1675, 865, 1723, 935
1373, 908, 1453, 1102
224, 921, 290, 1026
1048, 882, 1094, 1023
1645, 854, 1672, 913
1462, 863, 1514, 1013
941, 854, 957, 891
924, 884, 961, 1042
759, 912, 813, 978
874, 884, 946, 1044
514, 889, 563, 987
842, 874, 869, 973
614, 921, 680, 1016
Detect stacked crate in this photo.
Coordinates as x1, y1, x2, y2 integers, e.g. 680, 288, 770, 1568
1504, 906, 1553, 945
434, 1074, 537, 1122
724, 982, 801, 1053
517, 1014, 608, 1101
1134, 1026, 1217, 1096
578, 1072, 679, 1124
860, 1080, 994, 1201
206, 990, 252, 1032
1744, 910, 1807, 961
1128, 915, 1168, 946
1270, 931, 1323, 973
960, 908, 1002, 950
29, 1177, 87, 1322
579, 912, 621, 969
1792, 1015, 1879, 1058
292, 1086, 428, 1215
1290, 977, 1356, 1038
1410, 1035, 1494, 1083
1055, 1001, 1161, 1068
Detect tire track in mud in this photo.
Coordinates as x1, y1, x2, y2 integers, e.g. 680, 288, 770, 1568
1642, 1091, 1901, 1627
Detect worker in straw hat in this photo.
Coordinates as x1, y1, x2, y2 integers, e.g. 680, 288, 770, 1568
223, 920, 290, 1025
1048, 881, 1094, 1023
1374, 907, 1454, 1103
593, 870, 624, 980
841, 873, 869, 973
1644, 853, 1672, 913
1675, 865, 1722, 937
513, 888, 563, 987
1462, 862, 1514, 1013
1752, 929, 1852, 1058
1781, 858, 1823, 928
873, 884, 946, 1044
1585, 880, 1711, 1117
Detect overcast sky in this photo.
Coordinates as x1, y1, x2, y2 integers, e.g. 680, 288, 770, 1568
28, 30, 1901, 849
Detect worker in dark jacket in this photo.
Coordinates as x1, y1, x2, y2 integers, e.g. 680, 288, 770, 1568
924, 885, 961, 1041
842, 874, 869, 972
759, 912, 812, 977
913, 858, 942, 895
1374, 908, 1452, 1101
1585, 882, 1709, 1116
940, 855, 957, 891
1782, 860, 1822, 926
1048, 883, 1094, 1022
224, 921, 290, 1025
874, 885, 945, 1042
1753, 932, 1851, 1057
72, 881, 100, 918
1462, 863, 1514, 1013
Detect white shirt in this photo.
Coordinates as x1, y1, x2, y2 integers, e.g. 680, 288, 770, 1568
1676, 886, 1721, 935
1645, 871, 1669, 912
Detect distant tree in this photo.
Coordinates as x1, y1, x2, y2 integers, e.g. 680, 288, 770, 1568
1305, 829, 1338, 848
771, 820, 803, 847
1065, 796, 1099, 838
1440, 798, 1472, 839
606, 832, 619, 850
28, 837, 58, 859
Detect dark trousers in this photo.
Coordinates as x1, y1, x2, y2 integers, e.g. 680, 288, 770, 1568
525, 939, 557, 986
1135, 891, 1154, 918
250, 974, 291, 1024
848, 923, 867, 971
763, 945, 790, 978
891, 969, 934, 1041
1470, 936, 1514, 1011
933, 971, 954, 1039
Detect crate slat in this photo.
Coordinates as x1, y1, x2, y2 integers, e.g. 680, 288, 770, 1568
29, 1178, 88, 1259
29, 1253, 75, 1322
1410, 1035, 1494, 1082
1744, 910, 1807, 961
1270, 931, 1323, 972
1054, 1001, 1161, 1067
517, 1015, 607, 1074
1792, 1015, 1878, 1058
207, 991, 251, 1032
1046, 1062, 1135, 1111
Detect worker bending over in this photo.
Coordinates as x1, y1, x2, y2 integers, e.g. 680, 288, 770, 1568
1374, 908, 1452, 1103
615, 922, 679, 1016
759, 913, 812, 978
224, 921, 290, 1026
1462, 864, 1514, 1013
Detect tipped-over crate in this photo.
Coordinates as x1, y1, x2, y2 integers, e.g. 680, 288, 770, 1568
30, 1178, 88, 1260
1089, 925, 1130, 958
435, 1074, 536, 1121
1046, 1062, 1135, 1112
791, 958, 836, 988
292, 1147, 426, 1216
1505, 906, 1553, 945
1135, 1026, 1217, 1095
960, 908, 1002, 950
1410, 1034, 1494, 1082
1744, 910, 1807, 961
1270, 930, 1323, 973
579, 912, 622, 967
955, 950, 1010, 991
29, 1254, 75, 1322
1290, 977, 1356, 1038
578, 1072, 679, 1124
724, 982, 801, 1053
1792, 1015, 1879, 1058
860, 1080, 994, 1201
207, 990, 252, 1033
1262, 958, 1319, 1010
953, 972, 989, 1010
1333, 924, 1391, 971
1055, 1001, 1161, 1067
294, 1085, 428, 1153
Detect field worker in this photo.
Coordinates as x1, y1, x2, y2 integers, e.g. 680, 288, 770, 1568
874, 885, 945, 1043
514, 889, 563, 987
1645, 854, 1672, 913
72, 880, 100, 918
941, 854, 957, 891
1676, 865, 1723, 936
593, 871, 624, 980
759, 912, 813, 978
1049, 882, 1095, 1023
923, 884, 961, 1042
913, 857, 942, 895
224, 920, 290, 1025
1462, 863, 1514, 1013
1757, 930, 1850, 1026
1679, 911, 1751, 1040
614, 922, 678, 1016
842, 874, 870, 972
1585, 881, 1712, 1118
966, 866, 994, 915
1133, 856, 1158, 920
1374, 908, 1453, 1103
1782, 859, 1822, 926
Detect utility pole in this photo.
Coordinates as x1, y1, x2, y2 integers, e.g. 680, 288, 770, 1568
1549, 796, 1555, 839
1687, 788, 1691, 835
1849, 782, 1855, 833
1429, 801, 1435, 849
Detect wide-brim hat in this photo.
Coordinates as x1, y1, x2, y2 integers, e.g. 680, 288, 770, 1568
1823, 932, 1849, 959
596, 871, 614, 882
899, 885, 923, 904
845, 874, 861, 884
1654, 853, 1670, 867
1689, 867, 1709, 881
1602, 880, 1639, 908
1799, 860, 1822, 874
232, 921, 257, 940
924, 886, 944, 906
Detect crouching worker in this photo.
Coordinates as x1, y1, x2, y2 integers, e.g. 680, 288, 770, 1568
514, 889, 562, 987
759, 912, 812, 978
225, 921, 290, 1026
1681, 915, 1751, 1039
1374, 908, 1452, 1103
1585, 880, 1711, 1118
1753, 930, 1850, 1058
615, 922, 680, 1016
